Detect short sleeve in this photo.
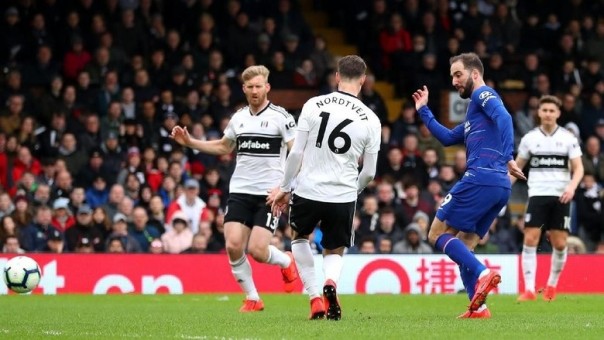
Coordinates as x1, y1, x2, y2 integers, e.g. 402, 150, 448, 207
223, 117, 237, 141
568, 136, 582, 159
365, 119, 382, 154
282, 114, 296, 143
517, 135, 531, 160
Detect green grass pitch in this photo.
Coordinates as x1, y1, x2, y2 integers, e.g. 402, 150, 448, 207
1, 294, 603, 339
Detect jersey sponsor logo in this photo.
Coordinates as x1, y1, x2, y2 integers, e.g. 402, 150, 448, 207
479, 90, 497, 107
529, 155, 568, 168
285, 120, 296, 130
479, 91, 492, 99
237, 135, 282, 155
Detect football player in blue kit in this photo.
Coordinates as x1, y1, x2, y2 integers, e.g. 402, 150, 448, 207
412, 52, 526, 318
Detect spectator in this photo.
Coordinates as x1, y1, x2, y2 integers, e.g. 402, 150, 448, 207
161, 211, 193, 254
379, 13, 412, 73
62, 35, 91, 81
36, 111, 67, 159
360, 74, 388, 124
128, 206, 160, 252
92, 206, 112, 239
105, 212, 141, 253
356, 235, 377, 254
0, 95, 25, 135
0, 193, 15, 219
74, 237, 95, 253
392, 223, 433, 254
400, 181, 433, 223
58, 132, 86, 176
3, 235, 25, 254
23, 44, 59, 88
65, 204, 103, 252
375, 207, 404, 244
19, 205, 59, 251
52, 169, 73, 200
11, 195, 33, 229
149, 238, 164, 254
45, 228, 65, 253
377, 236, 393, 254
183, 234, 210, 254
308, 35, 335, 81
147, 195, 166, 234
166, 178, 209, 235
582, 136, 604, 184
576, 174, 604, 252
106, 236, 126, 253
50, 197, 75, 232
357, 195, 380, 240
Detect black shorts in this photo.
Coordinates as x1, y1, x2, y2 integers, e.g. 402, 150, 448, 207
524, 196, 571, 231
224, 193, 278, 231
288, 194, 356, 250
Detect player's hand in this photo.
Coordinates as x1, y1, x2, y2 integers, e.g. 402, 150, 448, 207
559, 185, 576, 204
170, 125, 191, 146
412, 85, 430, 111
507, 160, 527, 181
267, 188, 289, 216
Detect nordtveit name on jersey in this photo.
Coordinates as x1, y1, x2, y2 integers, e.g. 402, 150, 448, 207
315, 96, 368, 121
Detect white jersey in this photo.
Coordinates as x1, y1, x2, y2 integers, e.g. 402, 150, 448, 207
224, 103, 296, 195
294, 91, 381, 202
517, 126, 582, 197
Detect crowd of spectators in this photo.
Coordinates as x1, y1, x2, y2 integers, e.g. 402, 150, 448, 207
0, 0, 603, 255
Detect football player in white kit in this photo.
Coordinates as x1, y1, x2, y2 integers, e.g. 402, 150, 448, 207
269, 55, 381, 320
512, 95, 584, 302
171, 65, 298, 312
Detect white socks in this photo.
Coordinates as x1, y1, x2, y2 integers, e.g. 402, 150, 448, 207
547, 247, 568, 287
267, 245, 291, 268
292, 239, 320, 299
521, 245, 537, 292
323, 254, 343, 284
230, 255, 259, 301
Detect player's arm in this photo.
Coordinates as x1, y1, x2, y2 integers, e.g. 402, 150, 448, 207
357, 152, 378, 195
479, 91, 526, 180
412, 86, 464, 146
560, 156, 584, 204
279, 130, 308, 192
509, 156, 528, 185
170, 125, 235, 155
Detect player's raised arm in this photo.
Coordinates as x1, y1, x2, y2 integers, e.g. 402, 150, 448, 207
412, 86, 464, 146
170, 125, 235, 155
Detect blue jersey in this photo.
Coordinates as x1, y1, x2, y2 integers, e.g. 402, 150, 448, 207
418, 85, 514, 189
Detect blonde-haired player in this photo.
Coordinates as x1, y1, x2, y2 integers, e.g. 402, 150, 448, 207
171, 65, 298, 312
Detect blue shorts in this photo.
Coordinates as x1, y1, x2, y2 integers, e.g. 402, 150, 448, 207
435, 181, 510, 238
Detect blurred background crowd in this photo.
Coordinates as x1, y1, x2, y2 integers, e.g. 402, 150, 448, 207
0, 0, 603, 255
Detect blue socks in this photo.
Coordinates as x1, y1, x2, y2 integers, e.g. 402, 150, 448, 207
459, 263, 477, 300
435, 234, 486, 278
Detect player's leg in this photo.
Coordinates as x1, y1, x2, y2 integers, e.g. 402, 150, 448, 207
460, 197, 509, 317
289, 194, 325, 319
247, 195, 297, 292
223, 194, 262, 311
319, 200, 356, 321
518, 197, 546, 301
429, 184, 489, 283
456, 232, 481, 301
544, 200, 571, 301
